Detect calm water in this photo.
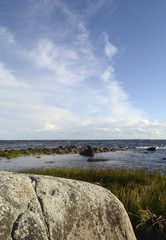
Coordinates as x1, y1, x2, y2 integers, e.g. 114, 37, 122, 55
0, 139, 166, 173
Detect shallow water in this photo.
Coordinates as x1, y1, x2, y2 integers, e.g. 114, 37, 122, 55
1, 148, 166, 173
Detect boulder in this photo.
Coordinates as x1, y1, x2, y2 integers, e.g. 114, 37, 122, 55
88, 158, 109, 162
147, 146, 158, 151
79, 146, 94, 157
0, 171, 136, 240
0, 171, 48, 240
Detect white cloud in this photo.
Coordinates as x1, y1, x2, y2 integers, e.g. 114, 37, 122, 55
101, 37, 135, 120
94, 127, 121, 133
36, 122, 58, 132
0, 63, 28, 88
103, 33, 117, 60
101, 66, 115, 82
0, 27, 14, 43
1, 0, 166, 139
44, 123, 58, 131
101, 65, 143, 121
30, 38, 100, 85
82, 0, 115, 21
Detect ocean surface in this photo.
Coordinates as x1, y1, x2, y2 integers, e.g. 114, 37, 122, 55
0, 139, 166, 173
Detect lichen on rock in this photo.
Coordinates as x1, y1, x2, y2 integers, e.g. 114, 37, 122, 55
0, 171, 136, 240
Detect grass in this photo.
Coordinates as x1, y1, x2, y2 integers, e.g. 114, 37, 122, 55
20, 167, 166, 240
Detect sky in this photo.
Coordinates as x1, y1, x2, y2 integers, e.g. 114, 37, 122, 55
0, 0, 166, 140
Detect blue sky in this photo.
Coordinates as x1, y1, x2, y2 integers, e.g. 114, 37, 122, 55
0, 0, 166, 139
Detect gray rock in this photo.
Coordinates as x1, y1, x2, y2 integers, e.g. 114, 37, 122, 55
88, 158, 109, 162
0, 171, 136, 240
0, 171, 48, 240
79, 146, 94, 156
147, 146, 158, 151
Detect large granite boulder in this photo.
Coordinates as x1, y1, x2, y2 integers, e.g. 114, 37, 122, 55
0, 171, 48, 240
0, 171, 136, 240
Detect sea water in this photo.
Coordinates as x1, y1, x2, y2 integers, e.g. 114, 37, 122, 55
0, 139, 166, 173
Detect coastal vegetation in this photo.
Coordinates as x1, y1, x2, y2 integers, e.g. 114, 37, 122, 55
0, 146, 123, 159
21, 167, 166, 240
0, 148, 77, 159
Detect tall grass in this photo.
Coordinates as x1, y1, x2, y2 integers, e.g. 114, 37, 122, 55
21, 167, 166, 240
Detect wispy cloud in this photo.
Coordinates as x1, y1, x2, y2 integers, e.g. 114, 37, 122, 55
0, 63, 28, 87
0, 27, 14, 44
101, 36, 142, 121
0, 0, 166, 139
30, 39, 92, 85
83, 0, 115, 19
103, 33, 118, 60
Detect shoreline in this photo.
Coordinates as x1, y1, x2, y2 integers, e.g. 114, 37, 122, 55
0, 145, 164, 174
0, 145, 135, 159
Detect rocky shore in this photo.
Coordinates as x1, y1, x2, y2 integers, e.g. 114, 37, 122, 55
0, 145, 135, 159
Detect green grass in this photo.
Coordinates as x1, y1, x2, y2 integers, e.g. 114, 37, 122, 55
20, 167, 166, 240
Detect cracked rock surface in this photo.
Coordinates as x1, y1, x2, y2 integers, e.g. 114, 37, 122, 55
0, 171, 136, 240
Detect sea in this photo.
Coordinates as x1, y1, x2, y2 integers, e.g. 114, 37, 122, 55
0, 139, 166, 173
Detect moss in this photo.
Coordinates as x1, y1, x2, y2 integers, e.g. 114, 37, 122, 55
45, 152, 52, 155
5, 150, 22, 159
95, 150, 101, 153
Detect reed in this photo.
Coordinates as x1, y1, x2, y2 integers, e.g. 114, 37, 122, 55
21, 167, 166, 240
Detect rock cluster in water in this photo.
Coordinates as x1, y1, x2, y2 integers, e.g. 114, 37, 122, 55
0, 145, 134, 159
0, 171, 136, 240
